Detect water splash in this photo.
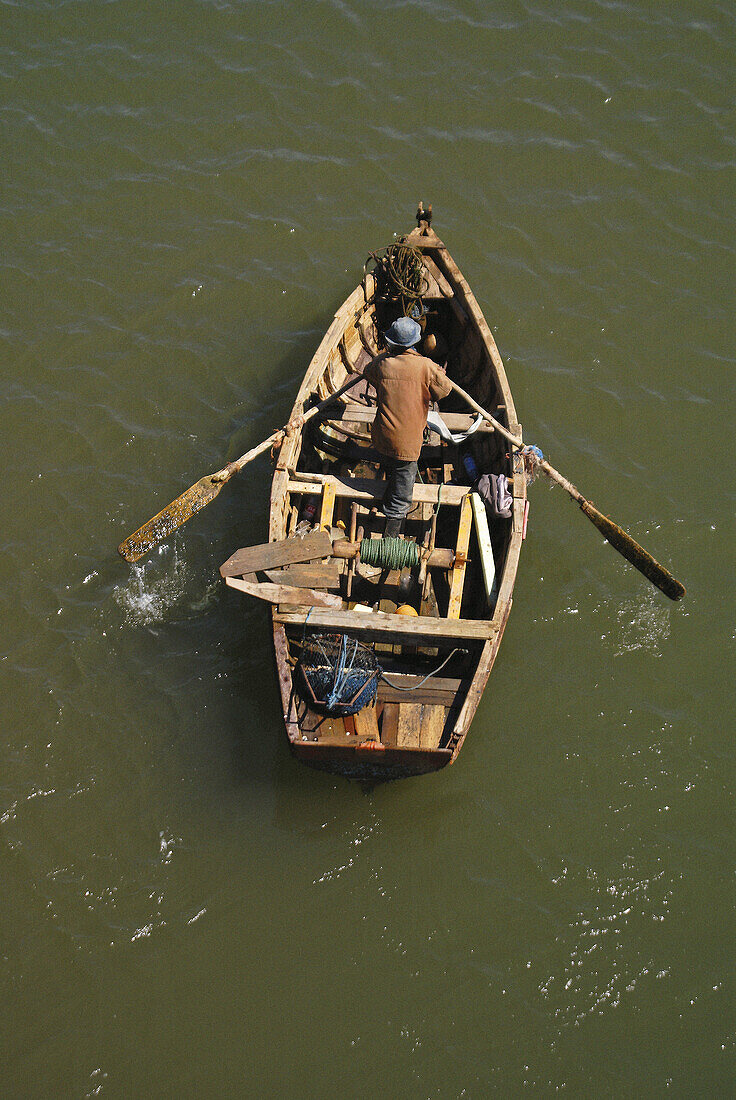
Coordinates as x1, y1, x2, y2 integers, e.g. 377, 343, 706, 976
613, 590, 671, 657
113, 544, 218, 627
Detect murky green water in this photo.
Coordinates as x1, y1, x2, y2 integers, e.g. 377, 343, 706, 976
1, 2, 733, 1095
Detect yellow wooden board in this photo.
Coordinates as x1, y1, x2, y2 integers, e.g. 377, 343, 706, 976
319, 482, 336, 530
447, 494, 473, 619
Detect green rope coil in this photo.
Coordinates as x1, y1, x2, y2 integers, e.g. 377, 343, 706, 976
359, 537, 420, 571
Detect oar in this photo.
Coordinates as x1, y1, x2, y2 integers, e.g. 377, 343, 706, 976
447, 378, 685, 601
118, 374, 364, 564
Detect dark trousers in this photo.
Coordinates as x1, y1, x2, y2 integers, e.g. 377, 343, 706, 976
380, 458, 418, 519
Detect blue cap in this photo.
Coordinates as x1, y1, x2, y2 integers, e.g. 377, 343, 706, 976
384, 316, 421, 350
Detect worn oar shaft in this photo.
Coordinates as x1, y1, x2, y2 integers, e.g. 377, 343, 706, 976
118, 374, 363, 563
117, 432, 283, 564
446, 379, 685, 601
445, 378, 522, 449
539, 461, 685, 600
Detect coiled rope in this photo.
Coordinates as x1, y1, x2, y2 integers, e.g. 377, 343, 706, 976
365, 238, 429, 319
359, 537, 420, 571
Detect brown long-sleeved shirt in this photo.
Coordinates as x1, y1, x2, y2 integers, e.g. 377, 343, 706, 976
363, 348, 452, 462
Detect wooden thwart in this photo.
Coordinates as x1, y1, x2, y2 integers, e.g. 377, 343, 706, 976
219, 530, 332, 578
324, 405, 493, 432
274, 607, 494, 645
288, 474, 472, 506
376, 675, 463, 706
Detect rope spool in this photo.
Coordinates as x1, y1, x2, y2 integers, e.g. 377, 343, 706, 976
359, 537, 420, 571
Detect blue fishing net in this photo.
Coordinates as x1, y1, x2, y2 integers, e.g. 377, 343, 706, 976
298, 633, 379, 716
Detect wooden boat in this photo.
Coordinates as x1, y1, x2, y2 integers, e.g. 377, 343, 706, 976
222, 205, 526, 780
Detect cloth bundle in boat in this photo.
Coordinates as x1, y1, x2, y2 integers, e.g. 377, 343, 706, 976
298, 633, 380, 716
425, 409, 485, 445
476, 473, 513, 519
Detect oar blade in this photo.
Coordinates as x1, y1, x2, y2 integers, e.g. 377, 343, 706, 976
580, 501, 685, 601
118, 471, 228, 563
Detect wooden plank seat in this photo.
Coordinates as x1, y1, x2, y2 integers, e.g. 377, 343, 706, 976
287, 474, 478, 506
274, 607, 495, 645
321, 405, 494, 433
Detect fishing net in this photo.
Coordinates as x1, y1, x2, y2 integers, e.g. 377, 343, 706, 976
298, 633, 379, 716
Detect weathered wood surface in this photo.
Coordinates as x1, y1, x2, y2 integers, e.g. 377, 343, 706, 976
421, 704, 448, 748
447, 494, 473, 619
225, 575, 343, 608
274, 607, 493, 644
219, 530, 332, 578
287, 474, 472, 506
376, 675, 464, 706
375, 701, 448, 750
264, 562, 342, 589
323, 405, 494, 432
273, 623, 300, 741
396, 702, 423, 748
353, 706, 380, 743
292, 741, 453, 766
318, 482, 336, 530
300, 711, 350, 743
261, 214, 526, 775
432, 248, 519, 432
421, 253, 454, 297
380, 703, 400, 747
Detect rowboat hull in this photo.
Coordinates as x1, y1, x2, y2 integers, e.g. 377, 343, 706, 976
266, 210, 525, 780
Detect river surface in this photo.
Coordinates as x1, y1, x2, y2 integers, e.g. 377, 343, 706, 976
1, 2, 733, 1096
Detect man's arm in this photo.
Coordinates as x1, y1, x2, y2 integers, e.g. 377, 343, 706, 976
362, 357, 380, 390
429, 365, 452, 401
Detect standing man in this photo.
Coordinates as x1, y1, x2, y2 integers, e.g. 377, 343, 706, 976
363, 317, 452, 537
